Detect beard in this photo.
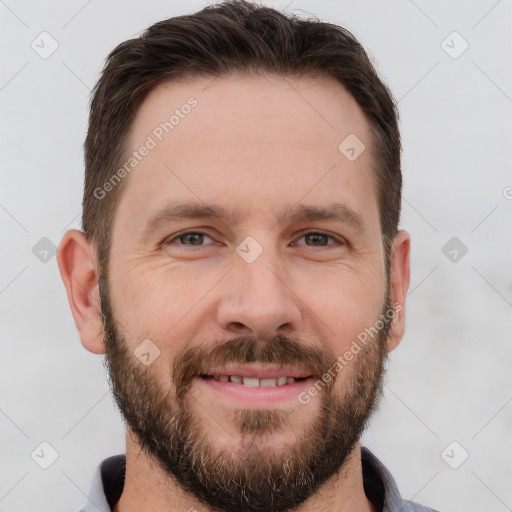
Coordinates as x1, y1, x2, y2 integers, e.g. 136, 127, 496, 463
99, 273, 392, 512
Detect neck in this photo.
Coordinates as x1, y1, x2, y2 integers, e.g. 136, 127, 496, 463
114, 430, 376, 512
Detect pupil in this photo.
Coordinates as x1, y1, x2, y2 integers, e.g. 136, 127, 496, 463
306, 233, 327, 246
183, 233, 203, 245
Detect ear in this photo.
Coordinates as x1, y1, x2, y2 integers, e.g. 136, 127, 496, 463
56, 229, 105, 354
386, 230, 411, 352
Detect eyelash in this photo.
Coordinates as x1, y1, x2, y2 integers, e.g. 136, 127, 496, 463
163, 230, 346, 249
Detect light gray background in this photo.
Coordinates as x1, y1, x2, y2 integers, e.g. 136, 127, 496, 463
1, 1, 511, 511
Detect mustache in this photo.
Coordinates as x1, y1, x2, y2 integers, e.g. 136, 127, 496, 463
173, 335, 336, 397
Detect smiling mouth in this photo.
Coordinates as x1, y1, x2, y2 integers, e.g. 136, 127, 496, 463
199, 374, 311, 388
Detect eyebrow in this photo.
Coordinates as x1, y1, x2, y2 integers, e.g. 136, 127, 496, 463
141, 200, 366, 240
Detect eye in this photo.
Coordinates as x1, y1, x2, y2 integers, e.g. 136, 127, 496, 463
293, 231, 344, 247
164, 231, 215, 247
162, 230, 346, 249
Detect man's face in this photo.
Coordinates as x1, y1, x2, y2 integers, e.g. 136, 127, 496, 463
101, 74, 394, 511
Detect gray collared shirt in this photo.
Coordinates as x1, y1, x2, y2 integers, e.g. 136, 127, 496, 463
78, 446, 439, 512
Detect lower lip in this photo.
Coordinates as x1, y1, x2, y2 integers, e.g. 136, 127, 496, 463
194, 376, 315, 407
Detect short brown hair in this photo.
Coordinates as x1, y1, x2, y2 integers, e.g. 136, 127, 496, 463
83, 0, 401, 274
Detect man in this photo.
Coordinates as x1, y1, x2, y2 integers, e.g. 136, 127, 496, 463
57, 1, 439, 511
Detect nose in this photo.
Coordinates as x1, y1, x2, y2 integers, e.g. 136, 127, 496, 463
216, 248, 302, 341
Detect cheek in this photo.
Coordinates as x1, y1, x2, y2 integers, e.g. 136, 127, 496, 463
298, 266, 386, 349
109, 242, 386, 357
109, 260, 218, 347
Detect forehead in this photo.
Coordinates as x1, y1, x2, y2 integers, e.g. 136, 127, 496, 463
130, 73, 372, 152
114, 73, 379, 235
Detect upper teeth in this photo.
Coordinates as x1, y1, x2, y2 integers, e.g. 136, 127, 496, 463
213, 375, 298, 387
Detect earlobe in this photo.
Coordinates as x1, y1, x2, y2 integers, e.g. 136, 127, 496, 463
386, 230, 411, 352
57, 229, 106, 354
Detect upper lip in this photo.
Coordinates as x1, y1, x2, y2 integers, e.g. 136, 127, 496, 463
200, 364, 314, 379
